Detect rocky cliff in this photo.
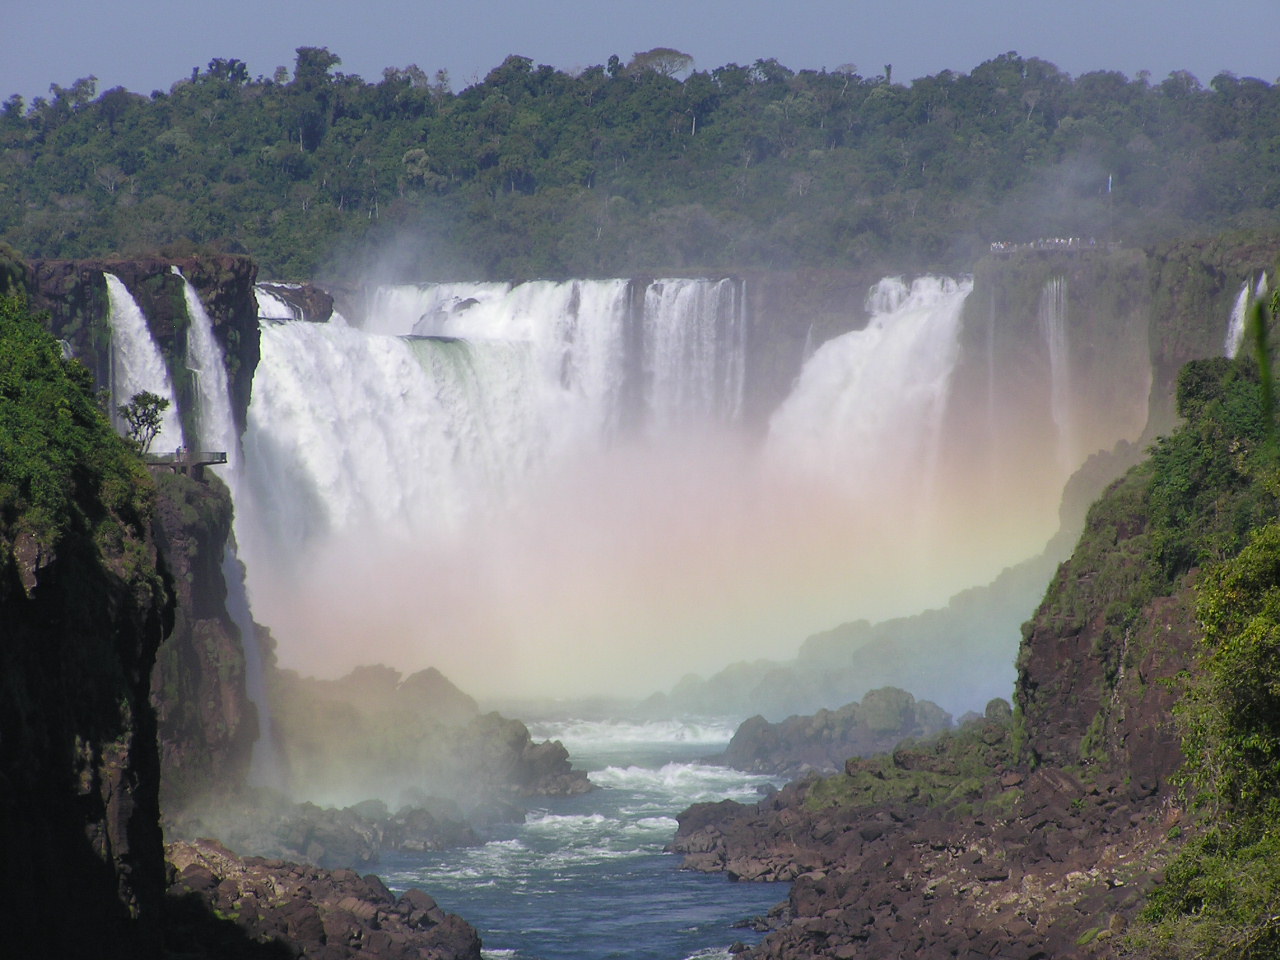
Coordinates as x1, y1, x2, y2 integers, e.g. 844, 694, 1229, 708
3, 276, 484, 959
0, 296, 174, 957
25, 254, 261, 437
670, 351, 1276, 958
150, 470, 258, 813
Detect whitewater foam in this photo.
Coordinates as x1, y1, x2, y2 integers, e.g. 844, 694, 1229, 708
177, 268, 239, 468
103, 273, 182, 450
527, 717, 740, 749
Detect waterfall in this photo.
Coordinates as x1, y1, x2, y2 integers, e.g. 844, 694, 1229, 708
767, 276, 971, 502
238, 321, 559, 560
1225, 281, 1249, 358
222, 546, 284, 789
257, 285, 301, 322
237, 278, 748, 567
103, 273, 183, 451
643, 278, 745, 431
1226, 275, 1270, 359
229, 271, 1100, 700
1037, 276, 1074, 470
181, 276, 285, 783
360, 278, 743, 436
177, 269, 239, 469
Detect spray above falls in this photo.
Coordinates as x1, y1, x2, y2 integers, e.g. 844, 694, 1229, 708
91, 266, 1161, 704
233, 273, 1097, 700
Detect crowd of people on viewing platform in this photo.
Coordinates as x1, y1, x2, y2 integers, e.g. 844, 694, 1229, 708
989, 237, 1117, 254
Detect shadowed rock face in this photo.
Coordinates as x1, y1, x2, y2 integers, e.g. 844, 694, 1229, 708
167, 838, 482, 960
150, 471, 258, 814
0, 324, 175, 956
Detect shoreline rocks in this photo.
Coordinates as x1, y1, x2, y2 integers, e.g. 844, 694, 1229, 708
713, 687, 953, 778
167, 838, 482, 960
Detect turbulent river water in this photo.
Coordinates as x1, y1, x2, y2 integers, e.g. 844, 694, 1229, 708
378, 718, 788, 960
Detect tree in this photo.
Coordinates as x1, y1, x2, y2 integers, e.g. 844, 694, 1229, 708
293, 47, 341, 90
117, 391, 169, 453
627, 48, 694, 79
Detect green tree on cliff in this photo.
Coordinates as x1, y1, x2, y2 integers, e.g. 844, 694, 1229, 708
0, 293, 153, 552
117, 390, 170, 454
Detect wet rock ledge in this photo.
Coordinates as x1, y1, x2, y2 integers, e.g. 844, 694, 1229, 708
167, 838, 481, 960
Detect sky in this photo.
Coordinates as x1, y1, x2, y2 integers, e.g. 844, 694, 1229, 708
3, 0, 1276, 105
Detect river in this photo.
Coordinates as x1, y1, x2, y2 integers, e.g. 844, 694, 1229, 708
378, 718, 788, 960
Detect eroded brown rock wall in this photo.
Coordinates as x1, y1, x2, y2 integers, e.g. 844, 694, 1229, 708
0, 470, 174, 957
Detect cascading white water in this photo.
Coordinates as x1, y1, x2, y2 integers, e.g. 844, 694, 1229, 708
238, 320, 558, 562
177, 269, 239, 470
1225, 281, 1250, 359
766, 276, 971, 511
362, 278, 744, 437
1037, 276, 1074, 470
237, 274, 1046, 698
256, 286, 300, 322
1226, 274, 1270, 359
643, 279, 744, 431
103, 273, 183, 451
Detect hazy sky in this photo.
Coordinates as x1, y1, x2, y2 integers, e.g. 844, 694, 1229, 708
4, 0, 1276, 104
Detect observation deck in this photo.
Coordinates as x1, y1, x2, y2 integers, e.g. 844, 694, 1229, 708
988, 237, 1122, 259
144, 449, 227, 481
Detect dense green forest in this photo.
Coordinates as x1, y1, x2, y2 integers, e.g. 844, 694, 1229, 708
3, 48, 1279, 281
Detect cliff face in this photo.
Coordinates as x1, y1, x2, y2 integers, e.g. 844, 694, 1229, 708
150, 471, 257, 813
0, 302, 174, 957
1145, 235, 1279, 435
18, 257, 263, 812
669, 352, 1279, 958
1016, 463, 1193, 790
25, 255, 261, 437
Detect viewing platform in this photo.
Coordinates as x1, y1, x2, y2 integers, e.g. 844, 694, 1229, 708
144, 449, 227, 480
989, 237, 1122, 259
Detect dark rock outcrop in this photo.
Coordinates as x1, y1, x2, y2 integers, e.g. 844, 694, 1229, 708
672, 718, 1180, 958
716, 687, 952, 778
272, 667, 593, 811
168, 793, 481, 871
0, 310, 175, 957
258, 281, 334, 322
150, 470, 257, 813
167, 838, 482, 960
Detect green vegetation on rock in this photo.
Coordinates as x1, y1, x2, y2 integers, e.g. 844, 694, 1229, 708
0, 292, 154, 553
802, 706, 1013, 815
1125, 293, 1280, 958
1, 290, 173, 957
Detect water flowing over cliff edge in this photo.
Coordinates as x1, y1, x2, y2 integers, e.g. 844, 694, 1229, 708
234, 266, 1153, 705
27, 246, 1268, 713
